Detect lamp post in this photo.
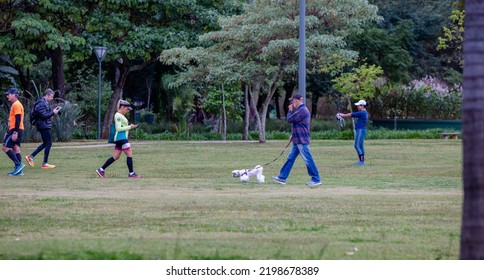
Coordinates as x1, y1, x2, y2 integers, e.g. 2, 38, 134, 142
298, 0, 306, 103
93, 46, 107, 140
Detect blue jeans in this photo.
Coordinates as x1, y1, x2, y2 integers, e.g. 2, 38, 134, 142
354, 128, 366, 158
278, 143, 320, 182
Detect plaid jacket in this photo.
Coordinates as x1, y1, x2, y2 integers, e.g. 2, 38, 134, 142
286, 103, 311, 144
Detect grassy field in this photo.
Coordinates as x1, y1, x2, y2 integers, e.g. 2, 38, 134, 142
0, 139, 462, 259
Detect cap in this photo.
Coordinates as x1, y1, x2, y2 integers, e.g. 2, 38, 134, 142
354, 100, 367, 106
4, 87, 18, 95
119, 100, 133, 110
289, 93, 303, 101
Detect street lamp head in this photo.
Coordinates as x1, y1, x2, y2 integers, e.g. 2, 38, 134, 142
93, 46, 107, 61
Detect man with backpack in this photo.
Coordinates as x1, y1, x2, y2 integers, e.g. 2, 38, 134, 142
25, 88, 61, 169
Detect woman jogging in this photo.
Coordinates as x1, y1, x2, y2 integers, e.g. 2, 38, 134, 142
96, 99, 142, 178
337, 99, 368, 166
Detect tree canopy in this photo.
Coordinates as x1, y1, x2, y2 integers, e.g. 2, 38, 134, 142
161, 0, 381, 142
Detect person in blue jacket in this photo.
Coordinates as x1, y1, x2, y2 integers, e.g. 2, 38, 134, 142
25, 88, 61, 169
337, 100, 369, 166
271, 93, 321, 187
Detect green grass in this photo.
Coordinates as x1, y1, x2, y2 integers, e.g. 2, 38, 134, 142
0, 139, 462, 259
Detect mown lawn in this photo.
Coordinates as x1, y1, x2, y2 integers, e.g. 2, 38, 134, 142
0, 139, 462, 259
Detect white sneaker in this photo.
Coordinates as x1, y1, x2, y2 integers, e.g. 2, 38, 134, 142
306, 181, 322, 187
271, 176, 286, 185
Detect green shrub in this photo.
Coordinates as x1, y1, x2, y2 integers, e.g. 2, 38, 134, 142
51, 102, 83, 142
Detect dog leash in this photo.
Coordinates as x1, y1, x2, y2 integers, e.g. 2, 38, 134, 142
238, 139, 292, 177
262, 138, 292, 167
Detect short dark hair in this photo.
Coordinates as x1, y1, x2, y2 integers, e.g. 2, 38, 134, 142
44, 88, 55, 96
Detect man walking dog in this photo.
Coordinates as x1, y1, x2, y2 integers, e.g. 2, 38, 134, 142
272, 93, 321, 187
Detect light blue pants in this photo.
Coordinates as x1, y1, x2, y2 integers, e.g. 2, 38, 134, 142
278, 143, 320, 182
354, 128, 366, 160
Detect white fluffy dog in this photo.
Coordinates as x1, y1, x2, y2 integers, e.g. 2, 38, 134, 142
232, 165, 265, 183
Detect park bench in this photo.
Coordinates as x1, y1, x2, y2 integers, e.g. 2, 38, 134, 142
439, 132, 461, 140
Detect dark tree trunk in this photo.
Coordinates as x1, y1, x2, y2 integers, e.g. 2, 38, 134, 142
311, 95, 318, 118
17, 68, 32, 98
51, 47, 65, 99
274, 88, 281, 119
100, 59, 153, 139
460, 0, 484, 260
243, 84, 249, 140
101, 63, 129, 139
283, 82, 296, 116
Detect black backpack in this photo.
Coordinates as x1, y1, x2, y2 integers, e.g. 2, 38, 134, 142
30, 100, 41, 126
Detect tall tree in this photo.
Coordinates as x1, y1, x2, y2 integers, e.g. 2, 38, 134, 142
437, 2, 464, 84
368, 0, 456, 81
162, 0, 380, 142
348, 20, 414, 83
83, 0, 242, 138
460, 0, 484, 260
0, 0, 86, 98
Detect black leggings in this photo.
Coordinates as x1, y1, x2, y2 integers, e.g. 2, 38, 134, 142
31, 129, 52, 163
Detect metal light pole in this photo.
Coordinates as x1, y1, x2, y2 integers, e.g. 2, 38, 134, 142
93, 46, 107, 140
298, 0, 306, 103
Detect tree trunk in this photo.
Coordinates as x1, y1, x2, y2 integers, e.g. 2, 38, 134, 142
248, 86, 262, 142
274, 88, 281, 119
243, 84, 249, 140
258, 79, 280, 143
311, 95, 318, 118
221, 83, 227, 141
101, 63, 129, 139
460, 0, 484, 259
346, 95, 356, 136
51, 46, 65, 99
283, 82, 295, 116
17, 68, 32, 98
100, 59, 153, 139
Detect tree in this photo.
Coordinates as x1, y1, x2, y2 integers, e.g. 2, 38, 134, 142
332, 64, 384, 130
83, 0, 241, 138
348, 20, 414, 83
437, 4, 464, 79
162, 0, 380, 142
0, 0, 86, 98
460, 0, 484, 260
1, 0, 243, 138
368, 0, 457, 82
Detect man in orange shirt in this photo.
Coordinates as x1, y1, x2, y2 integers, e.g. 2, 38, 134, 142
2, 88, 25, 176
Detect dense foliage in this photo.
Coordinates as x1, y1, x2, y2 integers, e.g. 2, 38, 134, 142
0, 0, 464, 142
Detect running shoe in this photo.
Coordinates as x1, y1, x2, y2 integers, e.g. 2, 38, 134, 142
96, 168, 106, 178
306, 181, 322, 187
41, 163, 56, 169
12, 163, 25, 175
271, 176, 286, 185
128, 172, 142, 178
26, 155, 34, 167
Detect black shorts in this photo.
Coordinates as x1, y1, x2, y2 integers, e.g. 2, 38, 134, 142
114, 139, 131, 151
3, 130, 23, 148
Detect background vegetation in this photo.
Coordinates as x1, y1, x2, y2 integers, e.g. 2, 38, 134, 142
0, 0, 463, 142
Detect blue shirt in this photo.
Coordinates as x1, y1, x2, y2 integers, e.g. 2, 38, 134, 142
351, 110, 368, 130
286, 104, 311, 144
